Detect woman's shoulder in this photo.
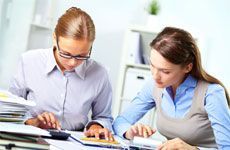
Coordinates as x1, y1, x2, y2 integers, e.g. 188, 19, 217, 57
86, 59, 108, 74
205, 82, 228, 106
206, 82, 225, 94
21, 48, 51, 61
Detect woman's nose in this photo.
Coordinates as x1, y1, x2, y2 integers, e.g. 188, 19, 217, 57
152, 69, 160, 80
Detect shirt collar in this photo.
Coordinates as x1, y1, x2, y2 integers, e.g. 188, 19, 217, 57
164, 75, 197, 95
73, 60, 88, 80
45, 48, 89, 80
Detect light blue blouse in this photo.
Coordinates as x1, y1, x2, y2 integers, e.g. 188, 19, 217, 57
9, 48, 113, 131
113, 75, 230, 149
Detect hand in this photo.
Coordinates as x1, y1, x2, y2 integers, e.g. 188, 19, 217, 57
125, 123, 156, 140
25, 112, 61, 130
84, 124, 114, 141
157, 138, 199, 150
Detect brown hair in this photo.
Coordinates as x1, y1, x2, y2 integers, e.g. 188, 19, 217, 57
55, 7, 95, 41
150, 27, 229, 106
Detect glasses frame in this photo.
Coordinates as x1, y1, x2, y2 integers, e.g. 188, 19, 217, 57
56, 38, 92, 60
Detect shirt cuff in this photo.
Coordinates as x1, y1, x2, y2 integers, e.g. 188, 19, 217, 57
23, 111, 33, 124
85, 120, 113, 133
113, 122, 131, 139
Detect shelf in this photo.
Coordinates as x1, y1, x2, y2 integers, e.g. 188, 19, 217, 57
128, 24, 161, 34
126, 63, 150, 70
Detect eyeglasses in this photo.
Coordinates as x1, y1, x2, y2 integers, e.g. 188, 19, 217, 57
56, 39, 92, 60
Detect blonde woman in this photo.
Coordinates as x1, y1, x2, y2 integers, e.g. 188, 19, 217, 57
10, 7, 114, 141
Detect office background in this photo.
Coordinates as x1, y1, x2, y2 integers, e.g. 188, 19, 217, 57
0, 0, 230, 115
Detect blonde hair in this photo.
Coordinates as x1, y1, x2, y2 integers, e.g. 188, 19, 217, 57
55, 7, 95, 41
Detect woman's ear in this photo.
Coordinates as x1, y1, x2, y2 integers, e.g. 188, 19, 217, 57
185, 63, 193, 73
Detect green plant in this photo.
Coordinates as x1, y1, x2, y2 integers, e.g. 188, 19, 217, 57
147, 0, 160, 15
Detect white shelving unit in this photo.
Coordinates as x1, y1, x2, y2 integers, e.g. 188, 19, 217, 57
114, 25, 159, 118
27, 0, 57, 50
113, 25, 166, 141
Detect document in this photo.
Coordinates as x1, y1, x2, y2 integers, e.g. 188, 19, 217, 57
0, 90, 36, 123
0, 122, 51, 137
68, 131, 123, 149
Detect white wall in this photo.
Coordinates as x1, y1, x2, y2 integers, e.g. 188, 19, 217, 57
157, 0, 230, 88
53, 0, 142, 88
0, 0, 35, 88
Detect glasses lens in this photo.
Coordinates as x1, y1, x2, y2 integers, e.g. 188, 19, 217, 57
59, 52, 72, 59
74, 56, 90, 60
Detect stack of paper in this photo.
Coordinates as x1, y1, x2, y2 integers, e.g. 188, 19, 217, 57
0, 122, 50, 150
0, 90, 36, 123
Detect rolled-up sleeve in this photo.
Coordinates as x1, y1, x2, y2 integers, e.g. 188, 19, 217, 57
86, 73, 113, 131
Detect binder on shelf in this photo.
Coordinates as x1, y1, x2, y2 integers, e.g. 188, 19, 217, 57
126, 31, 144, 64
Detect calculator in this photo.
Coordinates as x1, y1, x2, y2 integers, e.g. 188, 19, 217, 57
48, 130, 71, 140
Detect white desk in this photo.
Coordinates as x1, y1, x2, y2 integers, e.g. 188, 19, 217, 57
45, 131, 128, 150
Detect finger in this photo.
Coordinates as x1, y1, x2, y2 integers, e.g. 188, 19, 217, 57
131, 125, 137, 134
108, 132, 115, 142
37, 114, 46, 125
94, 131, 100, 139
156, 144, 163, 150
84, 130, 91, 137
55, 120, 61, 130
137, 124, 143, 136
42, 112, 51, 126
143, 127, 148, 138
161, 141, 169, 150
48, 112, 56, 128
100, 129, 109, 140
145, 125, 154, 136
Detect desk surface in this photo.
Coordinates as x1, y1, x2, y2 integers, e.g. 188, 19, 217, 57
45, 131, 127, 150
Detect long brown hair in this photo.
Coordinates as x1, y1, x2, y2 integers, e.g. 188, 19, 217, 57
54, 7, 95, 41
150, 27, 229, 106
